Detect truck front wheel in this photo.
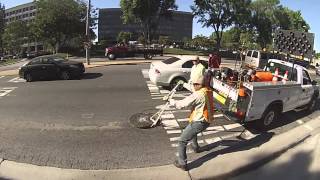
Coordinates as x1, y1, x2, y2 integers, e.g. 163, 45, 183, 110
108, 53, 116, 60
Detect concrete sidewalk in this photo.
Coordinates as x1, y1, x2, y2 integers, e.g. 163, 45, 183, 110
1, 114, 320, 180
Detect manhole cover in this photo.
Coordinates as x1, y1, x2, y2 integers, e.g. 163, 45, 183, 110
129, 112, 159, 129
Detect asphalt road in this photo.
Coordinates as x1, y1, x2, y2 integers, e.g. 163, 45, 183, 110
0, 62, 319, 170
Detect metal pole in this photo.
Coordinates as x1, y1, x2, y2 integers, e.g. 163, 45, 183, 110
85, 0, 91, 65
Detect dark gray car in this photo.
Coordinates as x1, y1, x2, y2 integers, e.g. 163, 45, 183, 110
19, 55, 85, 82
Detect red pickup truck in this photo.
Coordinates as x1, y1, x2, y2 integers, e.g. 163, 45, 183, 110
105, 43, 163, 60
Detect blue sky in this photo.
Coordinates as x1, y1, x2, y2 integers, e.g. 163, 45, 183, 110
1, 0, 319, 52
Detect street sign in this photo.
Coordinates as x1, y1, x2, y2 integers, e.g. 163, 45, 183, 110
274, 29, 314, 59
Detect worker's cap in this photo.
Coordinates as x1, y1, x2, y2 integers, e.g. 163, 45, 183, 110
193, 76, 204, 85
193, 56, 200, 61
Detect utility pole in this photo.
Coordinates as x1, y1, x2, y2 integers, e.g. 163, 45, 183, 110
85, 0, 91, 65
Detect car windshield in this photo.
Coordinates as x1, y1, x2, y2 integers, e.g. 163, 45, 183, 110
162, 57, 180, 64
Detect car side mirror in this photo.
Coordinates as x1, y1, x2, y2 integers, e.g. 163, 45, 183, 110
312, 80, 318, 85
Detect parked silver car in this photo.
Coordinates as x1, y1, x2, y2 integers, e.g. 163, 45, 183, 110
148, 56, 208, 90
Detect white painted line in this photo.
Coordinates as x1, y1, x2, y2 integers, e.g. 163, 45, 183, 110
206, 126, 224, 131
202, 130, 220, 135
8, 77, 25, 83
149, 89, 160, 93
162, 120, 180, 128
161, 113, 175, 119
150, 94, 163, 97
223, 123, 243, 130
170, 137, 180, 141
141, 69, 149, 79
167, 130, 182, 134
2, 87, 17, 90
296, 120, 304, 124
171, 109, 191, 113
160, 90, 170, 94
147, 84, 157, 87
163, 126, 178, 130
152, 97, 164, 100
148, 87, 159, 90
0, 89, 14, 97
304, 124, 314, 131
214, 114, 224, 118
177, 118, 189, 122
205, 137, 222, 144
220, 132, 242, 140
0, 76, 4, 79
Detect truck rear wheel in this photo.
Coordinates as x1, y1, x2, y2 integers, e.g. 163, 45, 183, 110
257, 106, 280, 130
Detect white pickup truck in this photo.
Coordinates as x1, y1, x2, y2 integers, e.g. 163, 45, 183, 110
212, 59, 319, 128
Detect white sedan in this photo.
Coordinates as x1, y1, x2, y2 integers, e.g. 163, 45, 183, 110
148, 56, 208, 90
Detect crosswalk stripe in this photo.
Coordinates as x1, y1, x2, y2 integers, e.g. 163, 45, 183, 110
152, 97, 164, 100
177, 118, 188, 122
162, 120, 180, 128
223, 123, 243, 130
167, 130, 182, 134
159, 90, 170, 94
206, 126, 224, 131
205, 137, 222, 144
161, 113, 175, 119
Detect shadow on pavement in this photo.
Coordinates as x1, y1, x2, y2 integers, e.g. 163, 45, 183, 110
0, 177, 12, 180
245, 99, 320, 134
188, 132, 274, 170
232, 151, 320, 180
81, 73, 103, 80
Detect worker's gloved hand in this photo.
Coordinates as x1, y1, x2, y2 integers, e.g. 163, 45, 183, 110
162, 95, 169, 101
169, 99, 176, 106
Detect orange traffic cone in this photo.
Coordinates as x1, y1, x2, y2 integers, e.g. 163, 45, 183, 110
272, 68, 279, 82
282, 70, 289, 83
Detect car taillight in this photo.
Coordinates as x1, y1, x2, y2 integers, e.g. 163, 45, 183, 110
155, 69, 160, 74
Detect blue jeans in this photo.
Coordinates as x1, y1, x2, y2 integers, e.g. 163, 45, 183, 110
177, 121, 210, 165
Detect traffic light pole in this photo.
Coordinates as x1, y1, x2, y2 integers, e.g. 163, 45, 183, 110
85, 0, 91, 65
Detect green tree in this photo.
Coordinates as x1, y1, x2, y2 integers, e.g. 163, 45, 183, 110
192, 0, 251, 50
34, 0, 95, 53
191, 35, 211, 49
249, 0, 310, 48
159, 36, 171, 45
2, 21, 29, 54
120, 0, 177, 44
117, 31, 132, 43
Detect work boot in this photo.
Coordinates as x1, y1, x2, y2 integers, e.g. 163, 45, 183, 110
173, 160, 187, 171
192, 147, 201, 153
